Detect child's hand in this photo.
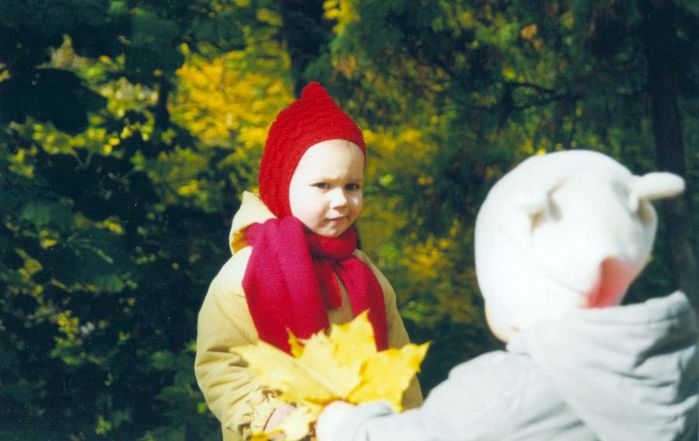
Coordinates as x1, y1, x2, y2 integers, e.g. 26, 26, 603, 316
315, 401, 357, 441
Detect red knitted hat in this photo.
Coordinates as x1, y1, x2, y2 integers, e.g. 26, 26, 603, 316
259, 82, 366, 218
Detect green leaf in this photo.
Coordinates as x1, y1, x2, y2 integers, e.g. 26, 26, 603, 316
20, 199, 74, 230
152, 351, 176, 371
108, 0, 129, 17
48, 228, 130, 292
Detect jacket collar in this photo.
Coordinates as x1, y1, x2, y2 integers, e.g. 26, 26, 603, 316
229, 191, 275, 254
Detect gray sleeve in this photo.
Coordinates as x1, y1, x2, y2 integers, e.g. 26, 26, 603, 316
331, 351, 528, 441
330, 402, 430, 441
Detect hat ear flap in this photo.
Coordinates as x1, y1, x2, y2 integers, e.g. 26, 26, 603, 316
514, 188, 551, 231
627, 172, 685, 212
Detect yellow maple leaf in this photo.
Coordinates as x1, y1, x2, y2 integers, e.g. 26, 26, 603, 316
348, 343, 429, 411
328, 311, 377, 367
233, 312, 429, 441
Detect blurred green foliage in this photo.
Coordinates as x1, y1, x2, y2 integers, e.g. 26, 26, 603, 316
1, 0, 698, 439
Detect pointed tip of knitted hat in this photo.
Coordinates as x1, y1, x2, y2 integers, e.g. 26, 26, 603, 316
300, 82, 331, 101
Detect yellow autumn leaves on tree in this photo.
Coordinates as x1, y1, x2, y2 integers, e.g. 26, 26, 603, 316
171, 46, 293, 148
234, 312, 429, 441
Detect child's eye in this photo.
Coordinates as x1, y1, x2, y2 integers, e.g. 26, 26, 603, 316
345, 183, 361, 191
313, 183, 330, 190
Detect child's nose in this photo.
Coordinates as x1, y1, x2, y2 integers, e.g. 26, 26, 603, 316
329, 188, 348, 208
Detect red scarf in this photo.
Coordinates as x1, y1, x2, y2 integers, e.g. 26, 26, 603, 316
242, 217, 388, 353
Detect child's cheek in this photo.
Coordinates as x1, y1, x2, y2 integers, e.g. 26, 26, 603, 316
353, 197, 364, 220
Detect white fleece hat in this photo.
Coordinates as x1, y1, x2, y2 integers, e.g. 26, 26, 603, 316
475, 150, 684, 333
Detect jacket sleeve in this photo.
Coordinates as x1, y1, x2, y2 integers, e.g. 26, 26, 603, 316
319, 351, 528, 441
194, 249, 283, 440
357, 251, 423, 409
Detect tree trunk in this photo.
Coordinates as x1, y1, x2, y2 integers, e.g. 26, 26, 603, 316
638, 0, 699, 309
154, 77, 171, 130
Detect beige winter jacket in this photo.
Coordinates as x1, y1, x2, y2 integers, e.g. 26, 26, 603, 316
195, 192, 423, 440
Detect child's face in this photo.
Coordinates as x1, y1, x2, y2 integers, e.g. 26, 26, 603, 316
485, 304, 518, 343
289, 139, 364, 238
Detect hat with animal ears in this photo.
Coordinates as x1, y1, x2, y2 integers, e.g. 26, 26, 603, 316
474, 150, 684, 334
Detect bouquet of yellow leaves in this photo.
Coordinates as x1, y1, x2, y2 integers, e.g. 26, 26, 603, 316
233, 312, 429, 441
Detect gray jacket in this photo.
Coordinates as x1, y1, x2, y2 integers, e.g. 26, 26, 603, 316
328, 292, 698, 441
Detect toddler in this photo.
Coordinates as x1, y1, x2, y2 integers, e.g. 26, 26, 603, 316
317, 150, 698, 441
195, 83, 422, 441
